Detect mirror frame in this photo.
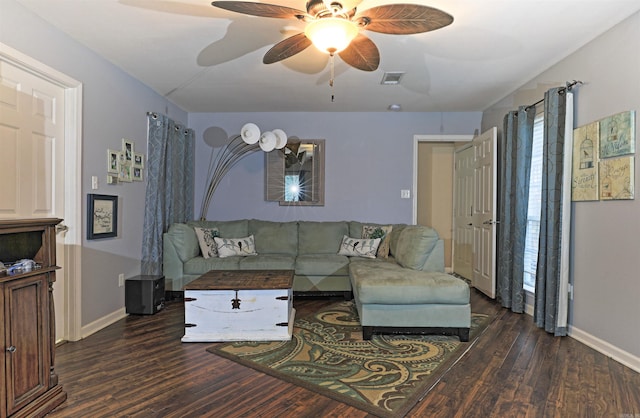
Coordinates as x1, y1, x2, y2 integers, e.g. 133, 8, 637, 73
265, 139, 325, 206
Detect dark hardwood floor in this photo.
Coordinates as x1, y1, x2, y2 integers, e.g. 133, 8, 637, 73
48, 289, 640, 418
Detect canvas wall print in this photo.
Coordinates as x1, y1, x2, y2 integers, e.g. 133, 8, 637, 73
599, 110, 635, 158
599, 156, 634, 200
572, 122, 599, 201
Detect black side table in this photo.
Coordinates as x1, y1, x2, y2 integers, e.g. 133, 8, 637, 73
125, 275, 165, 315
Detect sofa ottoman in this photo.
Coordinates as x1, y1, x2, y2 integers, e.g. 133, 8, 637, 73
349, 261, 471, 341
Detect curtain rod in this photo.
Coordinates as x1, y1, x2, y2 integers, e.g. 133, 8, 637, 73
146, 111, 190, 134
525, 80, 583, 110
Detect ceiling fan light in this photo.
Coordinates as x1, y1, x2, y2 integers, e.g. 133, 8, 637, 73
305, 18, 358, 54
240, 123, 260, 144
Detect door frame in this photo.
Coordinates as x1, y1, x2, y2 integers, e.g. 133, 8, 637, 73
412, 134, 474, 225
0, 42, 83, 341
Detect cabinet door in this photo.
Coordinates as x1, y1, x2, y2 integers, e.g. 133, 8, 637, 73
4, 274, 50, 416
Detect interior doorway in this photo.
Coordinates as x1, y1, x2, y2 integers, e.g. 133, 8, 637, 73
414, 129, 497, 299
414, 135, 473, 272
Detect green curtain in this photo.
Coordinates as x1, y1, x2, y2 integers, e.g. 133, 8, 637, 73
497, 106, 536, 312
141, 113, 195, 275
534, 88, 573, 336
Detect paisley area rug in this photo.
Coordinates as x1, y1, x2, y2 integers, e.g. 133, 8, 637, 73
207, 301, 490, 417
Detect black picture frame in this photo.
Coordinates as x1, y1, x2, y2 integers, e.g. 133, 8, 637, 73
87, 194, 118, 239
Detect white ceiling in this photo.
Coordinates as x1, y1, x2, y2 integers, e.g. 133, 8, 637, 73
15, 0, 640, 112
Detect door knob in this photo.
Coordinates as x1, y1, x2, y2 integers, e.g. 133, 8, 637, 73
6, 346, 16, 353
56, 224, 69, 233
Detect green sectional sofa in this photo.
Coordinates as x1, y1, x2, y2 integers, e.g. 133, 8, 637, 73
163, 219, 471, 340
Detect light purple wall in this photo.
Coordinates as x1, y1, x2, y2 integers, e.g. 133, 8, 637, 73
189, 112, 482, 224
482, 11, 640, 363
2, 0, 187, 326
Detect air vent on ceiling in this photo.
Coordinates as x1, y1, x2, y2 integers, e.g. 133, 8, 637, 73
380, 72, 405, 85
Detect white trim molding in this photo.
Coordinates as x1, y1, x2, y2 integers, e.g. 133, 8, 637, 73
81, 308, 128, 340
569, 326, 640, 373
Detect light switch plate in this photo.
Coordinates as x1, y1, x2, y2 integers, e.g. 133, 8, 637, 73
91, 176, 98, 190
401, 189, 411, 199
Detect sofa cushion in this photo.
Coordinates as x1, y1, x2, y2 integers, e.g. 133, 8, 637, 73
350, 262, 469, 305
214, 235, 257, 258
188, 219, 249, 238
194, 226, 220, 258
298, 221, 348, 255
388, 224, 407, 257
184, 256, 241, 274
295, 254, 350, 276
249, 219, 298, 255
166, 223, 200, 262
238, 255, 296, 270
337, 235, 381, 259
395, 226, 440, 270
362, 224, 393, 258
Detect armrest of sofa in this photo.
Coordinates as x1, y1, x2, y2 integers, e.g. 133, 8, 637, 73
394, 226, 445, 272
163, 232, 184, 283
422, 239, 445, 272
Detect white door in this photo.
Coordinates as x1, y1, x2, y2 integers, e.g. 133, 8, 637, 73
471, 128, 497, 298
0, 56, 69, 340
453, 145, 473, 279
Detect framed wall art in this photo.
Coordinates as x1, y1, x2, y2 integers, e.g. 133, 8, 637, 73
133, 152, 144, 169
132, 166, 143, 181
118, 161, 132, 182
122, 139, 134, 162
571, 122, 599, 201
107, 149, 120, 174
599, 110, 635, 158
87, 194, 118, 239
599, 156, 634, 200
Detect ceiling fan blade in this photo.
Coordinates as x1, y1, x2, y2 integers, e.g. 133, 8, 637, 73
358, 4, 453, 34
338, 33, 379, 71
211, 1, 307, 20
263, 33, 313, 64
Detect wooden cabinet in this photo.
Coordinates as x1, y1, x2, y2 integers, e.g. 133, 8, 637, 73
0, 218, 66, 417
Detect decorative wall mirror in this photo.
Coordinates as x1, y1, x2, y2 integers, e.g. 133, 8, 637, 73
265, 139, 325, 206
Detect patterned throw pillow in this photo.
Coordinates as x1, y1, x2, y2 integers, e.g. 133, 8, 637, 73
337, 235, 381, 259
214, 235, 258, 258
194, 227, 220, 259
362, 225, 393, 258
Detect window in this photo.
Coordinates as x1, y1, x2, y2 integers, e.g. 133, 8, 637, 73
523, 114, 544, 293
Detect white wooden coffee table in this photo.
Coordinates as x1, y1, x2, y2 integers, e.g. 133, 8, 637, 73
181, 269, 295, 342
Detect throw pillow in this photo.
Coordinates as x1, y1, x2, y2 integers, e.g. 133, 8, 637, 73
214, 235, 258, 258
362, 225, 393, 258
337, 235, 381, 259
194, 227, 220, 259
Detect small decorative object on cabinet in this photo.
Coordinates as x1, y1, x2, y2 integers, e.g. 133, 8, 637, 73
0, 218, 67, 417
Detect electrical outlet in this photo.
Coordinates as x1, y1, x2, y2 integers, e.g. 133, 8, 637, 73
401, 189, 411, 199
118, 273, 125, 287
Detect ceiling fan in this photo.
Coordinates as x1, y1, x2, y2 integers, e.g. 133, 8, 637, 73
211, 0, 453, 72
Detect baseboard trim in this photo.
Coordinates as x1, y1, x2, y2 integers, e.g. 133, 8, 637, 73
80, 307, 127, 339
522, 292, 637, 372
569, 325, 640, 373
